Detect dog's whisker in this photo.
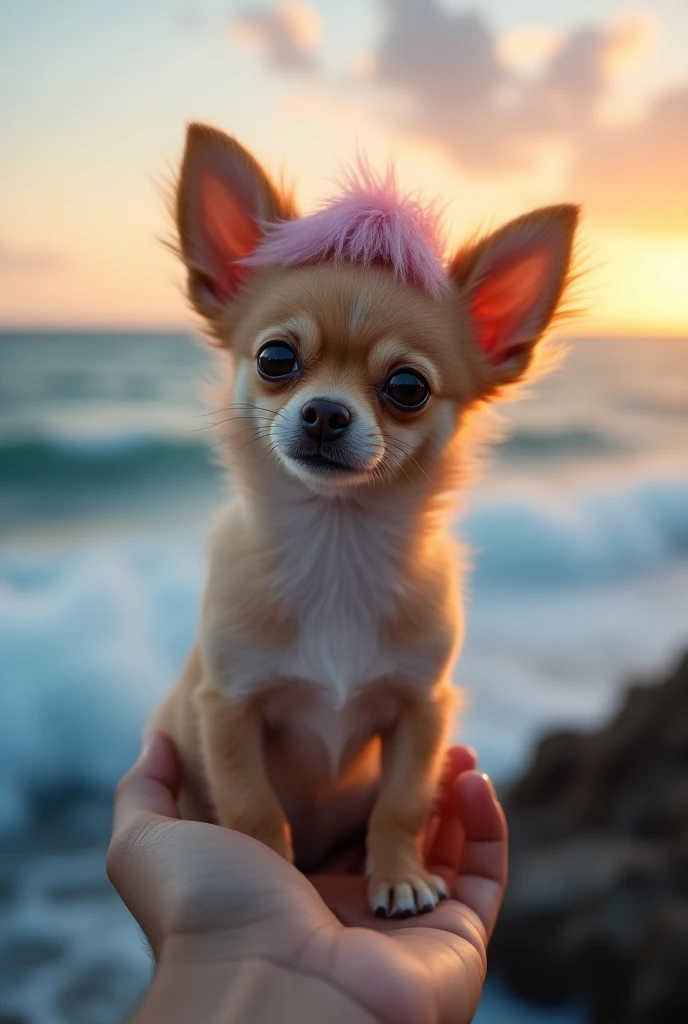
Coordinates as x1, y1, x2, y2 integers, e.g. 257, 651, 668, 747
207, 429, 273, 457
260, 441, 279, 462
387, 436, 434, 484
232, 403, 288, 421
370, 443, 420, 487
202, 423, 273, 444
364, 443, 410, 487
384, 452, 412, 484
190, 415, 274, 434
205, 403, 287, 421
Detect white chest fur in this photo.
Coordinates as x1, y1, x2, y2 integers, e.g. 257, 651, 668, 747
212, 489, 455, 773
276, 498, 401, 697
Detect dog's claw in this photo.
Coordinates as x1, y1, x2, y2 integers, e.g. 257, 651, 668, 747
369, 873, 448, 918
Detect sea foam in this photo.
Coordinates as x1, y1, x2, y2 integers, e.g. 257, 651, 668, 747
1, 472, 687, 831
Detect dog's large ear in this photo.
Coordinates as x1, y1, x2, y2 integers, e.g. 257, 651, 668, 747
176, 123, 295, 321
450, 205, 579, 385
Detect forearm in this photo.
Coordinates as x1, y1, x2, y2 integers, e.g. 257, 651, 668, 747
132, 954, 381, 1024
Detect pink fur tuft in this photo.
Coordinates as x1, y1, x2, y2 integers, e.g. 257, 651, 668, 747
245, 158, 448, 297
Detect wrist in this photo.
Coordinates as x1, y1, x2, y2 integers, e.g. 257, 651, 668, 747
131, 943, 235, 1023
132, 944, 380, 1024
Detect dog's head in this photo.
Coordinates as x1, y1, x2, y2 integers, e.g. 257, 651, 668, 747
176, 124, 578, 496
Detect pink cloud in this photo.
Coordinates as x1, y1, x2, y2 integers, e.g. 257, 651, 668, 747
571, 88, 688, 235
231, 1, 322, 73
232, 0, 686, 234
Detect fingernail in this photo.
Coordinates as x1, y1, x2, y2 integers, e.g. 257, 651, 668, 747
482, 773, 499, 801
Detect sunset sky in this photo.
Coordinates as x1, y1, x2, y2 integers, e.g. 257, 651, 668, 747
2, 0, 687, 335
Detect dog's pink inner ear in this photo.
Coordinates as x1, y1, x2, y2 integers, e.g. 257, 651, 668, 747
471, 247, 554, 362
199, 172, 259, 301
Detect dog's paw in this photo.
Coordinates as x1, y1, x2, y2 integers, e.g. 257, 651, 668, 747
368, 870, 449, 918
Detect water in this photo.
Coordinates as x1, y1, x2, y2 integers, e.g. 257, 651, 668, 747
1, 329, 687, 1022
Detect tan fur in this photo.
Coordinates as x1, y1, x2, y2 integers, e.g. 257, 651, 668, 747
195, 681, 294, 860
153, 123, 578, 915
367, 688, 454, 905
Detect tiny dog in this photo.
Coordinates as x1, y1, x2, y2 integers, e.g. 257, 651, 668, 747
154, 123, 578, 918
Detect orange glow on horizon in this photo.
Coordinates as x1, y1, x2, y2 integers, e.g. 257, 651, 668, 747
1, 229, 687, 338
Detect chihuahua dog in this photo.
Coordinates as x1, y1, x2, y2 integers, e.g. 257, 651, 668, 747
153, 123, 578, 918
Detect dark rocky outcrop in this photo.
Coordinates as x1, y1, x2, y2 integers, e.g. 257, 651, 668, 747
491, 650, 688, 1023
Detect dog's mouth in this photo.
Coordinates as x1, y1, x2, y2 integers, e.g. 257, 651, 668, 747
293, 452, 360, 474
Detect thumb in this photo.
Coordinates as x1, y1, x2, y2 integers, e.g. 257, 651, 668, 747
112, 728, 182, 838
107, 729, 182, 952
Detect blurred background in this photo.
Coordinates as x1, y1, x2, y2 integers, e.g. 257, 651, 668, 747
1, 1, 687, 1021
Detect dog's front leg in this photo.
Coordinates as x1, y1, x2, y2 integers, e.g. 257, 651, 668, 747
366, 688, 452, 917
195, 680, 293, 862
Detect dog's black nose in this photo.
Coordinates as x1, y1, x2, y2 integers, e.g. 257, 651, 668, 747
301, 399, 351, 443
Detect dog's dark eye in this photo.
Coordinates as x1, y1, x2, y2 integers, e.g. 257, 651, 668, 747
257, 341, 299, 380
383, 369, 430, 410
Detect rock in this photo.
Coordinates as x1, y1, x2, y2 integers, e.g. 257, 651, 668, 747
491, 650, 688, 1022
630, 900, 688, 1023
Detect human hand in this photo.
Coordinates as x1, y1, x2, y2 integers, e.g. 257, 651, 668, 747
108, 730, 507, 1024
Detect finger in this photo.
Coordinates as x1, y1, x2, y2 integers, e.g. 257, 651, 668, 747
424, 745, 477, 860
434, 745, 478, 814
452, 772, 508, 941
111, 729, 182, 841
108, 731, 183, 953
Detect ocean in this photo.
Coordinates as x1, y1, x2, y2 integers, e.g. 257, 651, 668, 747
1, 329, 687, 1022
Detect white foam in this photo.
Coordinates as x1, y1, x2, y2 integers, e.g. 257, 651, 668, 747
1, 470, 687, 830
0, 540, 203, 829
462, 472, 688, 585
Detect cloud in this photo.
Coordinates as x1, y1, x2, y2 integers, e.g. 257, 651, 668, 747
366, 2, 683, 233
570, 88, 688, 235
232, 0, 685, 235
369, 0, 658, 173
0, 240, 68, 274
497, 27, 561, 72
230, 1, 322, 73
601, 10, 658, 78
372, 2, 515, 171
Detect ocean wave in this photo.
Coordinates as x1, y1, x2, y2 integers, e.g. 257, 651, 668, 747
0, 419, 622, 483
0, 541, 205, 830
0, 433, 221, 526
500, 425, 624, 460
462, 474, 688, 585
2, 492, 688, 832
2, 423, 686, 579
0, 431, 211, 481
3, 456, 688, 832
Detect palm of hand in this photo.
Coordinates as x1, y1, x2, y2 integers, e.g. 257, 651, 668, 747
109, 737, 506, 1024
